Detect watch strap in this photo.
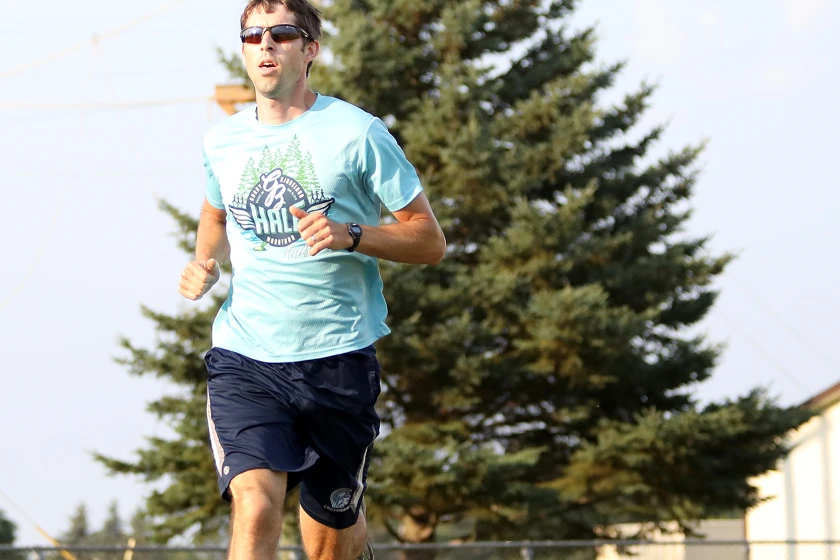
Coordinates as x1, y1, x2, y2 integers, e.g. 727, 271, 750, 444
346, 223, 362, 252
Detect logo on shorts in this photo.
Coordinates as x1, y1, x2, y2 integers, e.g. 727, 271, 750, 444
224, 466, 230, 476
325, 488, 353, 512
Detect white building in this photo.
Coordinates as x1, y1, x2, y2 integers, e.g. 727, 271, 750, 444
745, 381, 840, 560
597, 519, 746, 560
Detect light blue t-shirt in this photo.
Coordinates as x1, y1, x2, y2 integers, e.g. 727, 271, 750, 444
202, 94, 423, 362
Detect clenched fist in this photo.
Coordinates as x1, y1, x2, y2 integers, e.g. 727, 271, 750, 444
179, 259, 221, 300
290, 205, 353, 256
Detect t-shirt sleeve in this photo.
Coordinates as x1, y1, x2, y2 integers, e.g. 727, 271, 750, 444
204, 149, 225, 209
360, 118, 423, 212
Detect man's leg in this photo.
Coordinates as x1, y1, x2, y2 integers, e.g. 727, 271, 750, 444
227, 469, 288, 560
299, 504, 370, 560
293, 345, 381, 559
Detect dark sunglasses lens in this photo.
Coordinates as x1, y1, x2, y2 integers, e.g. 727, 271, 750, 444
270, 25, 301, 42
241, 27, 263, 44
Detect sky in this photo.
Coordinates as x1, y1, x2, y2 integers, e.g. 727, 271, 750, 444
1, 0, 838, 548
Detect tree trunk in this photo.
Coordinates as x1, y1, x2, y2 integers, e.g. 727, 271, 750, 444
397, 507, 437, 560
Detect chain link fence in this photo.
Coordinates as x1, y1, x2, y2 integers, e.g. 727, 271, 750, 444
1, 540, 837, 560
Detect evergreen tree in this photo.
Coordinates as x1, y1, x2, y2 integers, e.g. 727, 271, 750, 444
97, 0, 814, 546
81, 502, 126, 560
128, 509, 151, 542
62, 504, 89, 545
0, 508, 18, 560
55, 502, 126, 560
96, 502, 124, 545
215, 47, 251, 89
0, 510, 13, 545
54, 502, 191, 560
306, 0, 814, 544
128, 509, 191, 560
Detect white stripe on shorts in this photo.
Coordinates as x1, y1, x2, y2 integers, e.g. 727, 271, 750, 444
352, 427, 377, 510
206, 389, 225, 476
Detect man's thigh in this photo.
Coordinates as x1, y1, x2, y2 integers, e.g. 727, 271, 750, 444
293, 345, 381, 530
205, 347, 319, 499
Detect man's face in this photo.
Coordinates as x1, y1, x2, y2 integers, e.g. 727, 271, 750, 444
241, 5, 316, 100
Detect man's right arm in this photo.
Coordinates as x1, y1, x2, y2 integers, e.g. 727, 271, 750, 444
179, 199, 228, 301
196, 198, 229, 264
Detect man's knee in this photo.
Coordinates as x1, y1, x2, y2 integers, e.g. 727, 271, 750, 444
229, 469, 288, 524
348, 512, 368, 559
301, 504, 369, 560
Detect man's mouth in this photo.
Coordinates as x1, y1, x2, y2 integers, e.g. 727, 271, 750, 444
259, 60, 277, 69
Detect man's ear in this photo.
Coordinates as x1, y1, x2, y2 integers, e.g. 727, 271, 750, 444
306, 40, 320, 63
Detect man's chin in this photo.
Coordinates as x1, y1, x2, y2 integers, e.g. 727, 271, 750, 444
254, 82, 286, 100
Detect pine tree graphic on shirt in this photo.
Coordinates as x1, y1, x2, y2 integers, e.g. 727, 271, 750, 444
230, 135, 334, 251
238, 158, 258, 192
298, 152, 320, 192
284, 137, 304, 178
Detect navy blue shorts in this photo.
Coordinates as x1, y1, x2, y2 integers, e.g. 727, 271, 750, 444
204, 345, 381, 530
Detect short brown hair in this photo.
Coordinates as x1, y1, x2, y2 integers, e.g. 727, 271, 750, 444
240, 0, 322, 41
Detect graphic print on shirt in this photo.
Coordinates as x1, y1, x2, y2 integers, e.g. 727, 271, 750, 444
229, 136, 335, 251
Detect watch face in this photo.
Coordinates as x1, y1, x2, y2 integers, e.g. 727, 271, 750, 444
350, 224, 362, 237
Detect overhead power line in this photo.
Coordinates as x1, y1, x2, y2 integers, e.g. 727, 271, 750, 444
0, 0, 190, 79
0, 97, 214, 110
731, 278, 840, 379
717, 310, 813, 398
0, 43, 96, 311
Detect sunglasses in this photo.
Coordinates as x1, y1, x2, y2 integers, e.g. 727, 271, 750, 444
240, 24, 311, 44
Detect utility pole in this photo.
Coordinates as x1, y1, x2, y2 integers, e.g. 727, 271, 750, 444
214, 84, 255, 115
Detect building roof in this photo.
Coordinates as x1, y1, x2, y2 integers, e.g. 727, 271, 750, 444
801, 381, 840, 412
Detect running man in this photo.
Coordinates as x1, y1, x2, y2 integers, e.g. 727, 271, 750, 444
178, 1, 446, 559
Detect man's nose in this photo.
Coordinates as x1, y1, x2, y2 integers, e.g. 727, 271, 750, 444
261, 30, 275, 49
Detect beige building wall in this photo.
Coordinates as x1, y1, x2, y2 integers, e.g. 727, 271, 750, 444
597, 519, 745, 560
685, 519, 747, 560
745, 389, 840, 560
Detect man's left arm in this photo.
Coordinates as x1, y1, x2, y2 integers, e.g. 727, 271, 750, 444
290, 193, 446, 265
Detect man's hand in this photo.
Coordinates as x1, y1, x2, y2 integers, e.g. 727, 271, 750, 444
290, 205, 353, 256
179, 259, 221, 300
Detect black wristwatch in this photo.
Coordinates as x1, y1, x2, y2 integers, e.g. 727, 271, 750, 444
346, 223, 362, 252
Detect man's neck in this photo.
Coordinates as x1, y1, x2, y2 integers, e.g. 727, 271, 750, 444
255, 88, 317, 126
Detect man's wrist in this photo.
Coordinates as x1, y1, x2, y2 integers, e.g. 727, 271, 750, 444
346, 223, 363, 252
